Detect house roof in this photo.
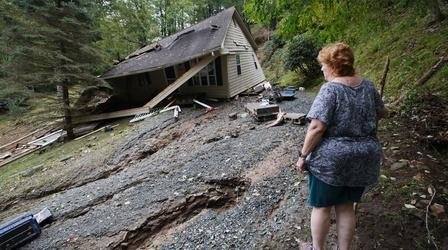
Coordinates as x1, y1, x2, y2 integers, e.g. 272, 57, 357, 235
101, 7, 255, 80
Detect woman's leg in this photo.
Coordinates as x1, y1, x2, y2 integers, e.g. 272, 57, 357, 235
311, 206, 332, 250
335, 202, 356, 250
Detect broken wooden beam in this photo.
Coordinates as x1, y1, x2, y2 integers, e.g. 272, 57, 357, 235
143, 54, 216, 109
74, 124, 119, 141
73, 106, 150, 124
160, 105, 181, 113
28, 129, 66, 147
193, 99, 214, 112
0, 124, 54, 151
0, 146, 40, 168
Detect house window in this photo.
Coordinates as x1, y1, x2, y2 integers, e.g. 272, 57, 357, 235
208, 63, 216, 85
186, 58, 222, 87
252, 54, 258, 70
236, 54, 241, 75
198, 59, 217, 86
164, 66, 176, 84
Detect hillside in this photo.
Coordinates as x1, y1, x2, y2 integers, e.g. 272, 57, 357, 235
0, 1, 447, 249
254, 2, 447, 100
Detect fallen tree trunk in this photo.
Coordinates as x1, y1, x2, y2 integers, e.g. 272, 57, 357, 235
415, 56, 447, 86
394, 56, 447, 106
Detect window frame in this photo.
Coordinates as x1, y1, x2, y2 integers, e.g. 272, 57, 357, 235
236, 54, 242, 75
252, 54, 258, 70
164, 66, 177, 84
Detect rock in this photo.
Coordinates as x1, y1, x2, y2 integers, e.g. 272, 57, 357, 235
390, 162, 407, 171
228, 112, 237, 120
430, 203, 445, 216
404, 204, 416, 209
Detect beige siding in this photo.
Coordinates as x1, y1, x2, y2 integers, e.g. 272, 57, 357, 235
227, 52, 265, 97
224, 16, 265, 97
224, 17, 253, 52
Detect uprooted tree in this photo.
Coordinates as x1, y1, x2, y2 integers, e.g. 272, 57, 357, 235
0, 0, 103, 139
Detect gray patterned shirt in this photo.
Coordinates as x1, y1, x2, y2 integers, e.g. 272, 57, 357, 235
306, 78, 384, 187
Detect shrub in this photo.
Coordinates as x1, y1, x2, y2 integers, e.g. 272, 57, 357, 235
261, 35, 285, 63
285, 34, 321, 80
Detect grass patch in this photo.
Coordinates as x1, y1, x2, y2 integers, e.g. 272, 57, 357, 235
354, 11, 448, 101
0, 118, 135, 190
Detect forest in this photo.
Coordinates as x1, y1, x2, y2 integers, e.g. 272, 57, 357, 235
0, 1, 447, 116
0, 0, 447, 249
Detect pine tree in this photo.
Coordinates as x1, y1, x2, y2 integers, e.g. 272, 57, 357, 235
0, 0, 103, 139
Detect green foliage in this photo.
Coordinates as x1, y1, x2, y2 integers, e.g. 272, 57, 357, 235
285, 34, 321, 79
262, 44, 287, 83
261, 35, 284, 63
94, 0, 244, 64
1, 0, 104, 88
277, 70, 301, 88
244, 0, 448, 101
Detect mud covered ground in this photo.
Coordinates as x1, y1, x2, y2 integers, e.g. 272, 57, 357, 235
1, 93, 320, 249
1, 92, 446, 249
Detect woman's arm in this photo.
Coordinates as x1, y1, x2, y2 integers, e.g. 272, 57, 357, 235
296, 119, 327, 172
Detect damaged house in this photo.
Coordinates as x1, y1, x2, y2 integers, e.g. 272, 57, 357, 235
76, 7, 266, 123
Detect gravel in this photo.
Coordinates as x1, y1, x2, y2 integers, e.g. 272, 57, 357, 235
2, 92, 318, 249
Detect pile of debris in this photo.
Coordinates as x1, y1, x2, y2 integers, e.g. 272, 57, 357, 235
243, 82, 307, 127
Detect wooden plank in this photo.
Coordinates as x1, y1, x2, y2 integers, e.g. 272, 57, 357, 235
74, 124, 119, 141
143, 55, 216, 108
0, 124, 54, 151
28, 129, 65, 147
73, 106, 150, 124
0, 146, 40, 168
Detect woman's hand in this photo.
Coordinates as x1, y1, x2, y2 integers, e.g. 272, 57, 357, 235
295, 157, 306, 172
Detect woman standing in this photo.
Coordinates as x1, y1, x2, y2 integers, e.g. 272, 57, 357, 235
296, 43, 387, 250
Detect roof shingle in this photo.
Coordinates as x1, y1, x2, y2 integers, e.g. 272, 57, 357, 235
101, 7, 236, 79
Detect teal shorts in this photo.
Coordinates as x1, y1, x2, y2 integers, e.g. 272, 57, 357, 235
307, 172, 365, 207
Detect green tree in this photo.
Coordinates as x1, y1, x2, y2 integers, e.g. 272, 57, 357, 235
94, 0, 159, 64
1, 0, 104, 138
285, 34, 321, 80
